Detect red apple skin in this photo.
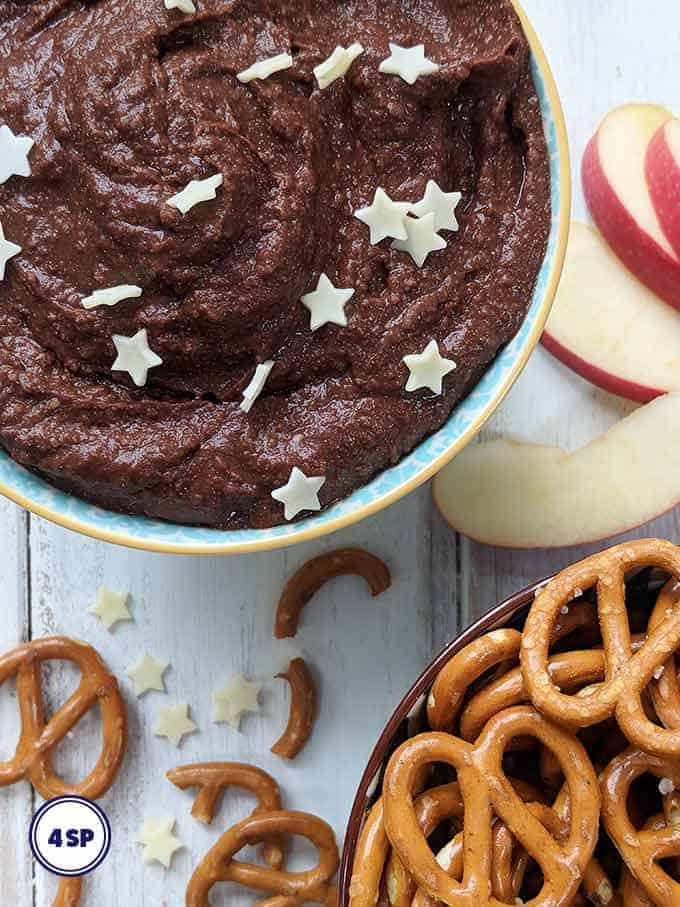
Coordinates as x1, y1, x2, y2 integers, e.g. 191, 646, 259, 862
646, 122, 680, 259
582, 136, 680, 311
541, 331, 665, 403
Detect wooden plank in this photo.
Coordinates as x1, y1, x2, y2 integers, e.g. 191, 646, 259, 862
28, 487, 434, 904
0, 501, 32, 904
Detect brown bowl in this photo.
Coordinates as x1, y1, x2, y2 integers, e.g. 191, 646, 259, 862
338, 563, 669, 902
337, 575, 548, 903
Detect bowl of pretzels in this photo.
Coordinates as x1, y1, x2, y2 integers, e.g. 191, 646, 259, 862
339, 537, 680, 907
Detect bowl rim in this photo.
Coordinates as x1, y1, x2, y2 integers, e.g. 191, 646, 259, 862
337, 572, 549, 905
0, 0, 570, 555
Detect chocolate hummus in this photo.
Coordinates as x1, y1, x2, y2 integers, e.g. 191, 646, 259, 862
0, 0, 550, 529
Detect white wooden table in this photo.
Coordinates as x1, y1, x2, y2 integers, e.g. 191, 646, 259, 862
2, 2, 679, 904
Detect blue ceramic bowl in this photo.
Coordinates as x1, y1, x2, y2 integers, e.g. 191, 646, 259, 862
0, 3, 570, 554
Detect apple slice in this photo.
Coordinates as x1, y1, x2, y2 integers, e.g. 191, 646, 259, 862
542, 222, 680, 402
582, 103, 680, 311
646, 118, 680, 258
433, 393, 680, 549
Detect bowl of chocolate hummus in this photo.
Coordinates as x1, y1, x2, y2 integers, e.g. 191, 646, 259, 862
0, 0, 569, 553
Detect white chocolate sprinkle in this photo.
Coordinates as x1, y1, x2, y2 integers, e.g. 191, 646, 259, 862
112, 328, 163, 387
272, 467, 326, 520
314, 43, 364, 89
379, 43, 440, 85
167, 173, 223, 214
0, 221, 21, 281
240, 361, 274, 413
82, 284, 142, 310
153, 703, 198, 747
301, 273, 355, 331
212, 674, 262, 730
164, 0, 196, 11
88, 586, 132, 631
237, 53, 293, 84
403, 339, 456, 395
0, 124, 33, 184
354, 187, 410, 245
410, 180, 462, 233
391, 212, 447, 267
126, 654, 169, 697
135, 817, 184, 869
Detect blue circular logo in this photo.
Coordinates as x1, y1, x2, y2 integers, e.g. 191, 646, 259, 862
29, 796, 111, 877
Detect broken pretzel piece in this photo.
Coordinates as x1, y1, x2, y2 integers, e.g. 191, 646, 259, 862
275, 549, 391, 639
272, 658, 316, 760
167, 761, 284, 868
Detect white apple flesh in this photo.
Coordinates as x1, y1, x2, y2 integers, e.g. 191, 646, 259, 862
433, 393, 680, 550
582, 104, 680, 311
646, 118, 680, 259
542, 222, 680, 402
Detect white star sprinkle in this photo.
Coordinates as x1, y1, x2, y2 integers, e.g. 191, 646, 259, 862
82, 284, 142, 310
314, 43, 364, 89
167, 173, 223, 215
354, 187, 410, 245
88, 586, 132, 631
272, 467, 326, 521
164, 0, 195, 12
126, 654, 169, 697
0, 222, 21, 281
411, 180, 462, 233
301, 273, 355, 331
379, 44, 440, 85
403, 339, 456, 395
391, 212, 447, 267
0, 124, 34, 184
237, 53, 293, 84
111, 328, 163, 387
240, 361, 274, 413
135, 817, 184, 869
154, 703, 198, 747
212, 674, 262, 730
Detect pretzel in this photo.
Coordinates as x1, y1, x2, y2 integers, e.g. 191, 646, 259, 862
521, 539, 680, 755
275, 549, 391, 639
0, 636, 127, 799
428, 630, 522, 731
428, 605, 602, 734
382, 706, 600, 907
167, 762, 284, 868
648, 580, 680, 730
271, 658, 316, 760
410, 802, 614, 907
385, 783, 464, 907
186, 810, 339, 907
459, 648, 606, 741
349, 799, 390, 907
601, 748, 680, 904
54, 877, 83, 907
